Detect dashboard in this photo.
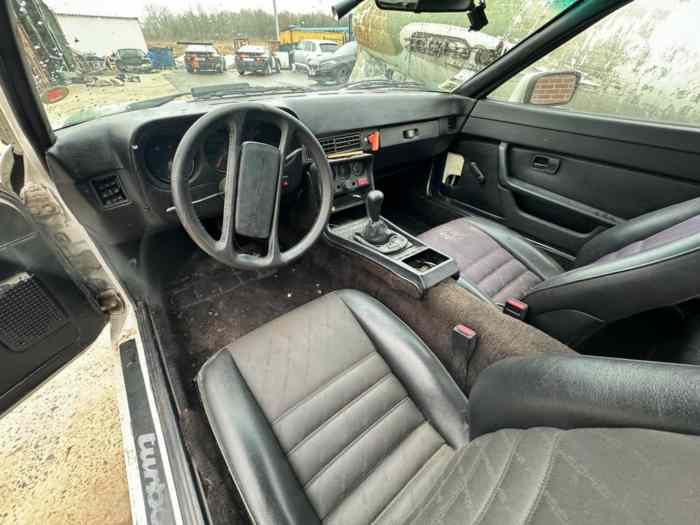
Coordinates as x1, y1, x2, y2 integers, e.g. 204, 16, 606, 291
46, 90, 473, 245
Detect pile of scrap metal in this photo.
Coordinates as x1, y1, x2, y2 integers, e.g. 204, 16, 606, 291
12, 0, 80, 91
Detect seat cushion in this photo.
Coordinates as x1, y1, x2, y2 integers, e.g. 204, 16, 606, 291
419, 217, 562, 303
197, 289, 469, 525
410, 426, 700, 525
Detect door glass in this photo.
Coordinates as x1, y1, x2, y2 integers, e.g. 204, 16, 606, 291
490, 0, 700, 128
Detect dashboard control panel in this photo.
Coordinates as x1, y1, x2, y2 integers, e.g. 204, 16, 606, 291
330, 155, 374, 212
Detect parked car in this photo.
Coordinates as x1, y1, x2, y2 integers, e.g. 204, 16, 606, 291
235, 45, 281, 75
291, 39, 337, 72
112, 48, 151, 73
184, 43, 225, 73
308, 40, 357, 85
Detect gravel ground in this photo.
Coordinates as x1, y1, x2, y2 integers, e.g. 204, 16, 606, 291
0, 328, 132, 525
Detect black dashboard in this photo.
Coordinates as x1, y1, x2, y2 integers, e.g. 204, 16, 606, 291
46, 90, 474, 245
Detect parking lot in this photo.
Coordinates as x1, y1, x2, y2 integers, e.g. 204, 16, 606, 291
164, 68, 317, 91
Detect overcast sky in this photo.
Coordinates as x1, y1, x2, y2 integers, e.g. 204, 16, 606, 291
44, 0, 336, 18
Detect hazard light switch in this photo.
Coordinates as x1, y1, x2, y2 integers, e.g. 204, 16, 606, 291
366, 131, 380, 152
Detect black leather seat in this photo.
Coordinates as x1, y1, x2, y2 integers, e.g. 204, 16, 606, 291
198, 290, 700, 525
420, 197, 700, 346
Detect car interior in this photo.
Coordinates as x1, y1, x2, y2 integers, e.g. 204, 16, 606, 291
4, 0, 700, 523
41, 81, 700, 522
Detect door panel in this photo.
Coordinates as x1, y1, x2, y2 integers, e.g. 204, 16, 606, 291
0, 190, 106, 413
440, 100, 700, 257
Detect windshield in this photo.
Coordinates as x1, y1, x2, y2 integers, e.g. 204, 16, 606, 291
13, 0, 576, 129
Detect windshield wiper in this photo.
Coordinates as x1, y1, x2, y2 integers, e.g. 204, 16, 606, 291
126, 92, 189, 110
341, 79, 427, 91
191, 84, 313, 99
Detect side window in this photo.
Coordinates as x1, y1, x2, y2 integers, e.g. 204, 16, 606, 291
489, 0, 700, 128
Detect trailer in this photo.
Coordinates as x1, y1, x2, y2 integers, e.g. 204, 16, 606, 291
279, 26, 350, 51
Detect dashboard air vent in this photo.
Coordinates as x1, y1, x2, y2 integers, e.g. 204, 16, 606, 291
319, 132, 362, 155
447, 115, 458, 132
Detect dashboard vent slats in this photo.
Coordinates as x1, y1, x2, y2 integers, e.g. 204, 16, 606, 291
319, 132, 362, 155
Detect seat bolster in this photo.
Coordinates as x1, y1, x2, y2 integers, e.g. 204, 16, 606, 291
197, 350, 320, 525
467, 216, 563, 280
469, 354, 700, 440
576, 196, 700, 267
522, 238, 700, 343
336, 289, 470, 449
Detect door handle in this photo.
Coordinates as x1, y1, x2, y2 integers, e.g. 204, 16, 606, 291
531, 155, 561, 174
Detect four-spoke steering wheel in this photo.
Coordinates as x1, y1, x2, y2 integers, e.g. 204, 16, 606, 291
171, 103, 333, 270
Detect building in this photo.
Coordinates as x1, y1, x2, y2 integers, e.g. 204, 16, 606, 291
55, 13, 148, 57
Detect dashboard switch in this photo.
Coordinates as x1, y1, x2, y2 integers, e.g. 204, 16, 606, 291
366, 131, 380, 152
356, 176, 369, 187
91, 175, 128, 208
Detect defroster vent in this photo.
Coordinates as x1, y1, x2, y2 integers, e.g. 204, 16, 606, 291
318, 132, 362, 155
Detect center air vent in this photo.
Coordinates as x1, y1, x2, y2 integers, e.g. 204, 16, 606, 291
319, 132, 362, 155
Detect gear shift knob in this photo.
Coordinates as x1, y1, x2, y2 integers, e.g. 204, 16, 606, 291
366, 190, 383, 223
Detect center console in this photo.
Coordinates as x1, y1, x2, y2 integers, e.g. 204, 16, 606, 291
324, 154, 459, 295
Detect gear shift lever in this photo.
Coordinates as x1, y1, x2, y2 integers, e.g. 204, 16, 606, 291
366, 190, 384, 223
361, 190, 392, 245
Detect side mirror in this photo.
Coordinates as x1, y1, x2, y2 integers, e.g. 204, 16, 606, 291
515, 71, 581, 106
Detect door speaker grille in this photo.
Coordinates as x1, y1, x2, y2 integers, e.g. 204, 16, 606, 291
0, 275, 67, 352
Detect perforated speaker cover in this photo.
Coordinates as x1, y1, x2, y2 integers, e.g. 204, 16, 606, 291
0, 274, 67, 352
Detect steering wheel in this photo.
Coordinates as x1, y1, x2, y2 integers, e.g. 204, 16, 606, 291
171, 103, 333, 270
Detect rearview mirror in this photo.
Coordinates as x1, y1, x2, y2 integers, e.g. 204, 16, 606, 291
516, 71, 581, 106
375, 0, 474, 12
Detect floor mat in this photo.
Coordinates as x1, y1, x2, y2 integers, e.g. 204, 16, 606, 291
167, 250, 337, 374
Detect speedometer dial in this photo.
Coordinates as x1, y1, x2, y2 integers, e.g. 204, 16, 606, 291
144, 135, 194, 184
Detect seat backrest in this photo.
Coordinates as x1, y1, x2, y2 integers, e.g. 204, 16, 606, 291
197, 290, 470, 525
523, 197, 700, 346
575, 196, 700, 267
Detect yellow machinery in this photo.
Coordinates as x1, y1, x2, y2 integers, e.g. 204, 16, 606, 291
279, 27, 350, 47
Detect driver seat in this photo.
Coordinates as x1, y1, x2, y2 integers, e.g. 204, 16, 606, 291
198, 290, 700, 525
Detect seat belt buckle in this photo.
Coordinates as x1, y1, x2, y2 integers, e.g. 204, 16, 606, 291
503, 298, 528, 320
452, 324, 479, 358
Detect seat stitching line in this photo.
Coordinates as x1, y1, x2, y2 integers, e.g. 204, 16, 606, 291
323, 420, 430, 521
471, 431, 526, 525
473, 255, 520, 286
286, 372, 395, 455
370, 442, 448, 525
486, 264, 530, 299
427, 435, 494, 525
491, 268, 538, 300
523, 431, 564, 525
467, 247, 511, 283
272, 352, 379, 424
304, 396, 411, 489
